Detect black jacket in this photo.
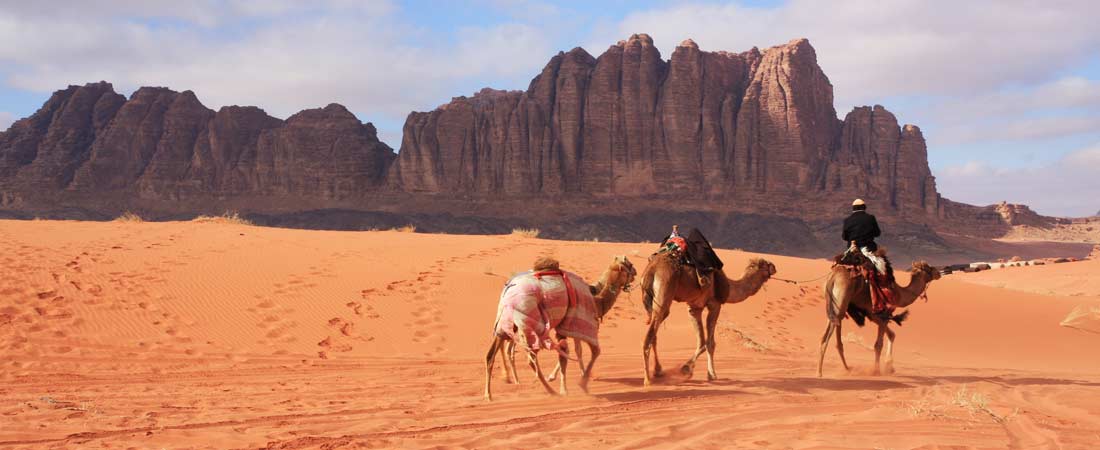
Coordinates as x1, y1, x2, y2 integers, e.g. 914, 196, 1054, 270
842, 211, 881, 251
659, 228, 724, 271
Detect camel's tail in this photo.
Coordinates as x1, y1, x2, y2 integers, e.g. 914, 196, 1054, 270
890, 310, 910, 325
641, 260, 656, 314
824, 274, 841, 322
846, 304, 867, 327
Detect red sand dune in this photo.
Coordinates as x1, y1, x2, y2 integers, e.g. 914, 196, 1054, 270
0, 219, 1098, 449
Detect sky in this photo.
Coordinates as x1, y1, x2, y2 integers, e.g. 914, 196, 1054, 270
1, 0, 1098, 217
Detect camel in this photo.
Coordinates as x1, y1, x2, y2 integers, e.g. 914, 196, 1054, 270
640, 254, 776, 386
484, 255, 636, 401
501, 257, 633, 385
816, 260, 941, 377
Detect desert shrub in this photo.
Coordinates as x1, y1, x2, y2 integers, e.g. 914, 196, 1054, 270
511, 228, 540, 238
192, 211, 252, 225
114, 211, 143, 223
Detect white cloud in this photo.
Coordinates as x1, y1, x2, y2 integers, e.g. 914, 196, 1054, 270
919, 76, 1100, 126
599, 0, 1100, 113
934, 116, 1100, 145
0, 111, 13, 131
0, 1, 552, 143
937, 144, 1100, 217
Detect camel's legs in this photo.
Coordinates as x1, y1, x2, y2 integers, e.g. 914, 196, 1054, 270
643, 285, 672, 387
557, 339, 569, 396
704, 303, 722, 381
549, 337, 585, 381
527, 351, 556, 395
642, 320, 659, 387
579, 341, 601, 394
873, 323, 887, 376
652, 308, 669, 378
817, 320, 836, 377
835, 320, 850, 372
682, 306, 707, 377
575, 338, 586, 377
884, 327, 896, 374
499, 339, 519, 384
484, 336, 502, 401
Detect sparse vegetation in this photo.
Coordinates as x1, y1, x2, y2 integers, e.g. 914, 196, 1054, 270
511, 228, 540, 238
953, 386, 1015, 423
907, 386, 1016, 424
393, 224, 417, 233
192, 211, 252, 225
114, 211, 143, 223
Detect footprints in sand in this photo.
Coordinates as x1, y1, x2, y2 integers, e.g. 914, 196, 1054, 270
315, 301, 376, 359
740, 285, 818, 353
252, 295, 300, 349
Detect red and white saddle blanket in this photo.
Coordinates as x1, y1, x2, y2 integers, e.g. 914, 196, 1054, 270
493, 269, 600, 352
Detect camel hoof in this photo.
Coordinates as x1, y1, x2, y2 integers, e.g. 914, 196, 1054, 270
707, 373, 718, 382
680, 364, 694, 376
547, 375, 557, 382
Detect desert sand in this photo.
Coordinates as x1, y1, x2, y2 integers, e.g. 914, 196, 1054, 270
1, 219, 1098, 449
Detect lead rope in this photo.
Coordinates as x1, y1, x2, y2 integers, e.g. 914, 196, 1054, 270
772, 271, 831, 285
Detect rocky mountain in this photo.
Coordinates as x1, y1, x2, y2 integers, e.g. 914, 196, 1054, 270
0, 35, 1083, 262
0, 82, 394, 206
390, 36, 939, 216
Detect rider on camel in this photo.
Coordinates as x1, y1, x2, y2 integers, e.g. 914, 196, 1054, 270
843, 199, 892, 313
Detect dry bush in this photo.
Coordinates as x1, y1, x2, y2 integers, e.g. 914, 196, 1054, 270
394, 224, 417, 233
114, 211, 143, 223
192, 211, 252, 225
511, 228, 540, 238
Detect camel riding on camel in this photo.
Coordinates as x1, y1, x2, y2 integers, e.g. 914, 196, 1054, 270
639, 227, 776, 386
484, 255, 636, 401
817, 199, 943, 376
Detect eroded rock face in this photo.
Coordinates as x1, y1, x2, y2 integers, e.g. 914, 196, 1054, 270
0, 36, 1026, 245
0, 83, 394, 202
388, 36, 939, 216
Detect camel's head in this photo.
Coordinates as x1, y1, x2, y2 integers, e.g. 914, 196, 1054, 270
748, 258, 777, 279
611, 255, 637, 292
910, 261, 941, 282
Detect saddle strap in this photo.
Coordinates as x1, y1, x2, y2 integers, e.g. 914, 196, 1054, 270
532, 269, 577, 309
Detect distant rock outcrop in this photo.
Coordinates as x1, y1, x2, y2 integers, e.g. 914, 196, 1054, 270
0, 35, 1075, 260
0, 83, 393, 205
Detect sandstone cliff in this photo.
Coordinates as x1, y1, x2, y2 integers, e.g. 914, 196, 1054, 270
388, 35, 941, 218
3, 35, 1078, 262
0, 83, 393, 206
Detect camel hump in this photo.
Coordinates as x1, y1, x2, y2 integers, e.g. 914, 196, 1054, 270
533, 256, 560, 271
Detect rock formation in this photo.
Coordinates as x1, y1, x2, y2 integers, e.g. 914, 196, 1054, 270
0, 84, 393, 206
388, 35, 942, 218
0, 35, 1072, 260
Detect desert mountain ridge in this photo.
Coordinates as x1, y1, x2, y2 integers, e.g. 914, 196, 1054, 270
0, 34, 1095, 261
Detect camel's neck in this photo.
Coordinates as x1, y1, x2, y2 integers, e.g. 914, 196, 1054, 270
893, 274, 930, 307
592, 269, 625, 319
728, 271, 769, 302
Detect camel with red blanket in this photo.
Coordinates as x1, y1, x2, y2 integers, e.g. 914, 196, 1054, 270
817, 260, 941, 377
484, 256, 636, 401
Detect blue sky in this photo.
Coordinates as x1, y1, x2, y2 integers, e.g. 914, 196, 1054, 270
1, 0, 1098, 216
